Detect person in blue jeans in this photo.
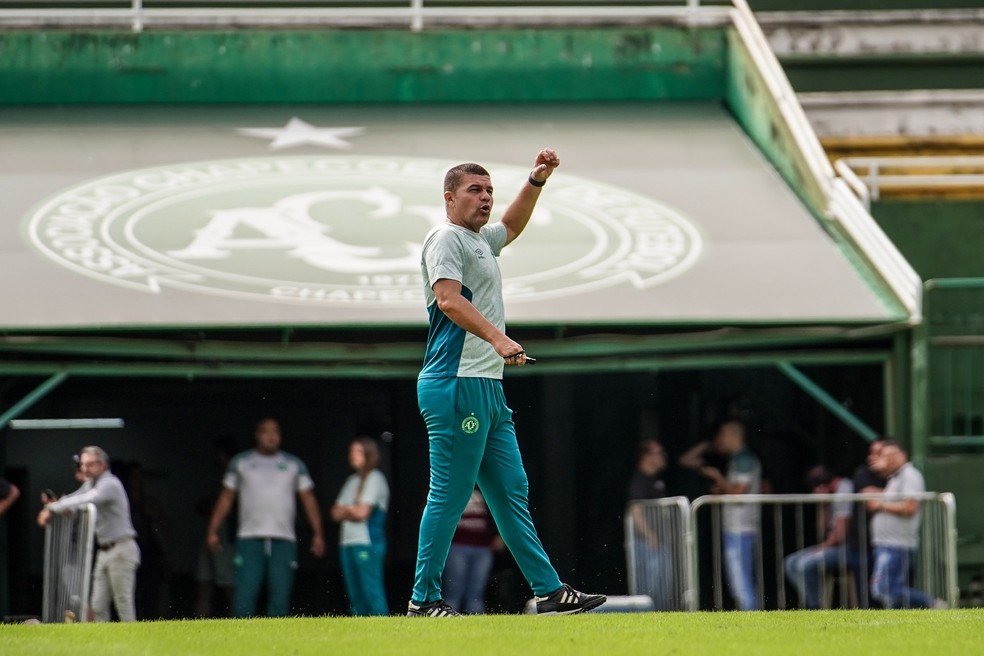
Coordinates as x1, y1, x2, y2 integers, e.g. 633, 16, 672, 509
443, 488, 503, 614
626, 438, 674, 611
694, 420, 762, 611
867, 440, 943, 609
846, 439, 887, 608
331, 437, 390, 616
409, 148, 606, 617
784, 465, 854, 609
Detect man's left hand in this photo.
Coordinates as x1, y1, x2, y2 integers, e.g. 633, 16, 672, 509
310, 535, 326, 558
531, 148, 560, 184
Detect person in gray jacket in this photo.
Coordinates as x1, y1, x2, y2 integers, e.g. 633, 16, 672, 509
38, 446, 141, 622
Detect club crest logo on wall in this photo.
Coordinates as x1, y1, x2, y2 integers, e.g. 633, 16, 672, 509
25, 156, 702, 306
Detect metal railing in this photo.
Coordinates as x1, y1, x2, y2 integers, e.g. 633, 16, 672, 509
0, 1, 733, 32
626, 492, 958, 611
42, 503, 97, 623
624, 496, 692, 611
836, 156, 984, 207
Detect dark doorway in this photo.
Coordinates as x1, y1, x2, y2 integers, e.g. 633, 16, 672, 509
2, 362, 884, 616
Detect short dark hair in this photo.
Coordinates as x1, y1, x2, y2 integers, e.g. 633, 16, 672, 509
804, 464, 834, 490
881, 438, 906, 453
444, 163, 490, 193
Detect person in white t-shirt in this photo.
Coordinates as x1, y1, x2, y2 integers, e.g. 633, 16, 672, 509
409, 149, 606, 617
206, 418, 325, 617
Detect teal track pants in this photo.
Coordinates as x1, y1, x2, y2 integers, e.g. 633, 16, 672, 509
232, 537, 297, 617
412, 376, 561, 604
340, 543, 389, 616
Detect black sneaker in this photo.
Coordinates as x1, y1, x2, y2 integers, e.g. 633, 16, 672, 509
535, 584, 607, 615
407, 599, 461, 617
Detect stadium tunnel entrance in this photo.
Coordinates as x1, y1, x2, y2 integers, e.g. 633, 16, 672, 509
0, 342, 897, 618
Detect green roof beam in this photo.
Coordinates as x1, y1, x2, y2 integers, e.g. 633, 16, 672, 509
777, 361, 881, 443
0, 372, 69, 430
0, 350, 889, 380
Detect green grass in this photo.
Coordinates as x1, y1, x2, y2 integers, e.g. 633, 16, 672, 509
2, 610, 983, 656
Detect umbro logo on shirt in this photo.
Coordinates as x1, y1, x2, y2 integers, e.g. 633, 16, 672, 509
474, 248, 485, 259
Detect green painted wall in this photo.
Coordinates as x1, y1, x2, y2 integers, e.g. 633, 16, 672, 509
925, 455, 984, 576
0, 28, 726, 104
881, 199, 984, 578
871, 201, 984, 279
783, 55, 984, 94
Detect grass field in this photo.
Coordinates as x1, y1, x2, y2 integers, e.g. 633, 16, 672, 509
2, 610, 982, 656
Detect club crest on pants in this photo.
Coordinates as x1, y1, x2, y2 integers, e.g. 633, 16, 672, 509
461, 414, 480, 435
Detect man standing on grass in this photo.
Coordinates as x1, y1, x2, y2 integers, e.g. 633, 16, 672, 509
38, 446, 140, 622
409, 148, 606, 617
206, 417, 325, 617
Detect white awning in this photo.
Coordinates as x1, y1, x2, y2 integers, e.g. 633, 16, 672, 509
0, 102, 903, 332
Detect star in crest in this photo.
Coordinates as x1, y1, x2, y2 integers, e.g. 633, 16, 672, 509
237, 117, 365, 150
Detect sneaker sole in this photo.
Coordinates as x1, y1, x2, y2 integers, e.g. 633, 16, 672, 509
406, 608, 462, 617
538, 596, 607, 616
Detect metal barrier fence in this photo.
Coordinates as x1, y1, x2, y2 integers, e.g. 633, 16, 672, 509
626, 493, 957, 611
42, 503, 97, 624
624, 496, 692, 611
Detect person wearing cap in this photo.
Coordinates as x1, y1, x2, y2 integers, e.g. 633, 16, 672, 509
37, 445, 140, 622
